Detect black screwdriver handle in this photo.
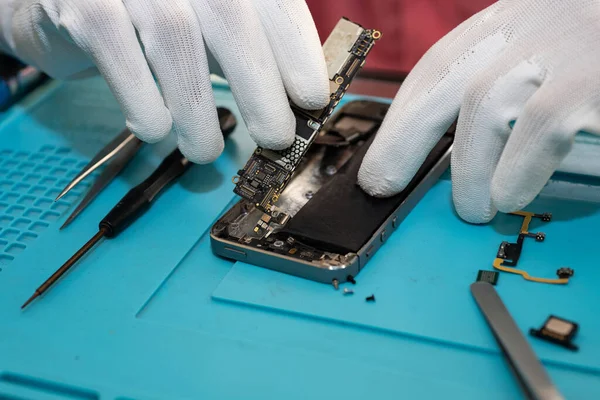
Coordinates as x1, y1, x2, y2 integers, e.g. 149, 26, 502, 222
217, 106, 237, 138
99, 149, 190, 237
98, 107, 236, 238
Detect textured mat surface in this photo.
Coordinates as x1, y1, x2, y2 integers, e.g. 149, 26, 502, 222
1, 77, 598, 399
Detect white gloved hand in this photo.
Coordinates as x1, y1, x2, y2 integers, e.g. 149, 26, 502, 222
358, 0, 600, 223
0, 0, 329, 163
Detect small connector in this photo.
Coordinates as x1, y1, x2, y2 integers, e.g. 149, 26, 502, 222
556, 267, 574, 279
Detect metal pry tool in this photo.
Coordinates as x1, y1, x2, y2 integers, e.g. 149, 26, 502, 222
471, 282, 564, 400
57, 128, 143, 229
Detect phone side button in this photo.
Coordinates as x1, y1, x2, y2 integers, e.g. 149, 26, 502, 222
365, 245, 375, 258
224, 247, 247, 259
380, 229, 387, 243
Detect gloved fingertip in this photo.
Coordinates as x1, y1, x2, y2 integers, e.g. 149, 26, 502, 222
453, 200, 497, 224
253, 133, 294, 151
288, 79, 330, 111
357, 180, 393, 198
126, 109, 173, 144
491, 189, 529, 215
290, 90, 330, 111
178, 135, 224, 165
357, 163, 406, 198
490, 177, 534, 214
248, 114, 296, 151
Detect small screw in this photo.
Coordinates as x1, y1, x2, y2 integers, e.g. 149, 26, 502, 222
365, 294, 376, 302
343, 288, 354, 295
273, 240, 284, 248
325, 165, 337, 176
305, 190, 314, 199
347, 275, 356, 284
332, 279, 339, 290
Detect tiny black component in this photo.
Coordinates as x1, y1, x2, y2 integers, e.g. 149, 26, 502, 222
529, 315, 579, 351
539, 213, 553, 222
476, 270, 499, 285
296, 119, 315, 140
250, 180, 260, 188
365, 294, 376, 302
535, 232, 546, 242
347, 275, 357, 285
497, 237, 524, 267
256, 171, 266, 180
556, 267, 574, 279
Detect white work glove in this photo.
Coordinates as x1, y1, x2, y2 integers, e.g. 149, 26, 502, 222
0, 0, 329, 163
358, 0, 600, 223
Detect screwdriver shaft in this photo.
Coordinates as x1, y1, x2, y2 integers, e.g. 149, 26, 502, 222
21, 109, 237, 310
21, 228, 106, 309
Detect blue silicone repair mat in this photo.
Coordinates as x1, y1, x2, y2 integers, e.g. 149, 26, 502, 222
0, 77, 599, 400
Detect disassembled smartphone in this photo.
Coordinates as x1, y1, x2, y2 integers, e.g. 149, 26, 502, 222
211, 18, 454, 285
211, 99, 454, 284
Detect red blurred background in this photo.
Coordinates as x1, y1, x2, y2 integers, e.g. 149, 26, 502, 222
306, 0, 494, 79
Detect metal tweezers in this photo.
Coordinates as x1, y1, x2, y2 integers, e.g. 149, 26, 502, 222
56, 128, 143, 229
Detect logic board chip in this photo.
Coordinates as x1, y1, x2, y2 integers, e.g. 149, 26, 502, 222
476, 270, 499, 286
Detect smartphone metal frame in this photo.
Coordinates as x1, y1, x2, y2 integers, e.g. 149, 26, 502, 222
211, 142, 451, 283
